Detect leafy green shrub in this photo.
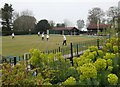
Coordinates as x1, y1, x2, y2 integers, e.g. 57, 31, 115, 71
2, 62, 36, 85
113, 46, 119, 53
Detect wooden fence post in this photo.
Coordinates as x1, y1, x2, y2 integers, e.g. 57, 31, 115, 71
77, 44, 79, 57
26, 54, 28, 60
97, 39, 99, 49
70, 43, 73, 66
14, 56, 16, 65
19, 56, 20, 61
53, 50, 54, 54
47, 50, 49, 54
55, 49, 56, 54
10, 58, 11, 64
29, 53, 31, 59
22, 55, 24, 60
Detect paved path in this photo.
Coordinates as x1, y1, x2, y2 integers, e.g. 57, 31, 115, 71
63, 50, 85, 59
63, 46, 103, 59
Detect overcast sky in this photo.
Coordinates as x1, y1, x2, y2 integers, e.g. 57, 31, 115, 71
0, 0, 120, 26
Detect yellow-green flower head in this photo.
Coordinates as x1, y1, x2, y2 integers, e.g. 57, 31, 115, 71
79, 63, 97, 80
94, 58, 106, 71
106, 43, 112, 49
62, 77, 76, 85
89, 46, 98, 52
98, 50, 104, 57
107, 66, 113, 72
113, 46, 118, 53
106, 59, 112, 66
116, 64, 119, 67
92, 51, 97, 57
29, 49, 41, 57
110, 53, 115, 59
77, 57, 92, 67
73, 58, 80, 67
106, 39, 110, 43
104, 53, 115, 59
83, 50, 90, 57
86, 53, 95, 60
116, 38, 118, 43
110, 38, 116, 44
107, 74, 118, 85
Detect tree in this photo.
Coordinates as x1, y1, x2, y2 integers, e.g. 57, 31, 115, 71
1, 3, 14, 31
64, 19, 74, 27
13, 10, 36, 32
36, 19, 50, 32
101, 18, 107, 24
13, 15, 36, 31
21, 10, 33, 16
107, 6, 118, 27
0, 9, 1, 18
49, 20, 55, 28
0, 10, 1, 35
77, 19, 85, 31
56, 23, 65, 27
12, 11, 20, 22
107, 6, 118, 18
88, 7, 104, 24
61, 23, 65, 27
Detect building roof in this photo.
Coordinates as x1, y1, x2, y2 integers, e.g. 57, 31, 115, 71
87, 24, 111, 30
49, 27, 78, 30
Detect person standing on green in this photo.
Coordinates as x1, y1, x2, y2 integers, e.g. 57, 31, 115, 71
42, 32, 44, 40
62, 35, 67, 45
46, 34, 49, 41
38, 31, 40, 37
12, 33, 15, 39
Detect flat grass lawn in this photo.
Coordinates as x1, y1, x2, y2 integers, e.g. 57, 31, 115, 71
2, 34, 97, 56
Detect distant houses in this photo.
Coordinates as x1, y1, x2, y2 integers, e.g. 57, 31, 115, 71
48, 24, 111, 35
87, 24, 111, 35
48, 27, 79, 35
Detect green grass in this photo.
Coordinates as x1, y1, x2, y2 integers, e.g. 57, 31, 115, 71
2, 34, 97, 56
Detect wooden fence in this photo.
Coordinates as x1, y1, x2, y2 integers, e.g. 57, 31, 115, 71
2, 38, 106, 66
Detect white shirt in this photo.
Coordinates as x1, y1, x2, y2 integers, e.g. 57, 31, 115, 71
42, 33, 44, 37
63, 35, 66, 40
47, 35, 49, 38
12, 33, 14, 36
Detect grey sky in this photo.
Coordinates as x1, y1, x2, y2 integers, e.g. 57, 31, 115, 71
0, 0, 120, 26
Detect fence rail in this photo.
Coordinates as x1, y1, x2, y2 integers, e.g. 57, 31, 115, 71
2, 37, 106, 65
42, 38, 105, 58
